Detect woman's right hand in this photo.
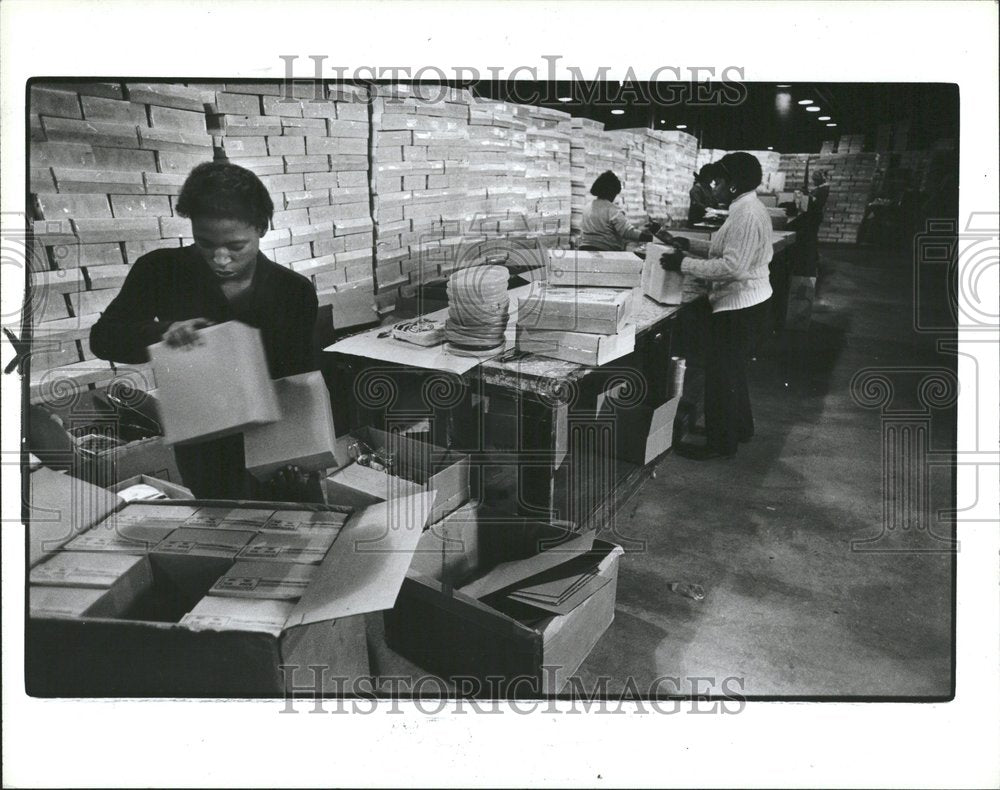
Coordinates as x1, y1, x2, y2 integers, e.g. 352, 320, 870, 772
163, 318, 214, 348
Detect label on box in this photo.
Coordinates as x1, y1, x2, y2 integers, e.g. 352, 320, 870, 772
185, 507, 275, 530
210, 561, 317, 600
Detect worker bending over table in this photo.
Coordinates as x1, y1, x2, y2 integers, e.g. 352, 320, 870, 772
660, 152, 774, 460
90, 161, 320, 499
578, 170, 663, 251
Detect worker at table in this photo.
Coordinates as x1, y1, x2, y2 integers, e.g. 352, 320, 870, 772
788, 168, 831, 276
90, 161, 320, 499
578, 170, 661, 251
660, 152, 773, 460
687, 164, 720, 226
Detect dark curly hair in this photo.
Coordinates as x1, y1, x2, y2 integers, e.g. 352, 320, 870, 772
175, 161, 274, 234
590, 170, 622, 201
715, 152, 763, 195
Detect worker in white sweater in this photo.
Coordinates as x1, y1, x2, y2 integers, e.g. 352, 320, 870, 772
660, 152, 773, 460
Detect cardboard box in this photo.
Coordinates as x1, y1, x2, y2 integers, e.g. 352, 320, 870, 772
30, 552, 154, 614
243, 372, 339, 480
606, 396, 682, 466
384, 504, 623, 696
546, 250, 643, 288
29, 586, 121, 619
27, 493, 434, 696
208, 561, 318, 600
642, 243, 684, 305
65, 523, 177, 554
262, 509, 350, 534
78, 434, 183, 488
516, 284, 632, 334
28, 466, 123, 567
237, 531, 339, 565
324, 427, 470, 522
516, 323, 636, 366
147, 321, 281, 446
183, 506, 275, 530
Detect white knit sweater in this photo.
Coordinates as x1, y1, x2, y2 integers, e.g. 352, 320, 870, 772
680, 191, 773, 313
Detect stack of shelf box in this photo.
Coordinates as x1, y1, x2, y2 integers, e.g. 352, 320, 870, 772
466, 99, 528, 239
837, 134, 866, 154
652, 131, 698, 226
569, 117, 605, 235
744, 150, 784, 193
370, 84, 473, 306
513, 104, 573, 237
28, 81, 221, 403
606, 130, 647, 225
209, 82, 376, 327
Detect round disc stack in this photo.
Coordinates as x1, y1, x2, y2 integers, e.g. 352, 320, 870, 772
445, 265, 510, 354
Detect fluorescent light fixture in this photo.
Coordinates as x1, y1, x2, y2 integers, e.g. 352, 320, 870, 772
776, 84, 791, 88
818, 116, 831, 121
557, 97, 572, 103
797, 99, 813, 105
767, 146, 774, 150
659, 119, 666, 124
611, 109, 625, 115
826, 123, 837, 127
806, 106, 821, 112
676, 124, 687, 129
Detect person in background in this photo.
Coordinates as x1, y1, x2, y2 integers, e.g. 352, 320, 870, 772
90, 161, 320, 500
687, 164, 720, 226
578, 170, 661, 251
789, 168, 831, 276
660, 152, 773, 460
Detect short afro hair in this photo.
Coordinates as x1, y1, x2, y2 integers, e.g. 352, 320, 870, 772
590, 170, 622, 201
695, 163, 718, 185
715, 152, 763, 195
175, 161, 274, 234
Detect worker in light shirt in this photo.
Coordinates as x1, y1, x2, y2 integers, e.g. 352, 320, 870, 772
660, 152, 773, 460
578, 170, 661, 251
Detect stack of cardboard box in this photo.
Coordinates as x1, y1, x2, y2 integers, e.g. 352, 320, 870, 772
208, 82, 377, 330
370, 84, 475, 306
837, 134, 866, 154
513, 104, 573, 237
28, 81, 220, 402
466, 98, 529, 236
606, 130, 647, 225
569, 117, 605, 235
643, 130, 698, 226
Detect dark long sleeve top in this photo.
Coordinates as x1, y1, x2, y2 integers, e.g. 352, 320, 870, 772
90, 245, 319, 380
688, 182, 718, 226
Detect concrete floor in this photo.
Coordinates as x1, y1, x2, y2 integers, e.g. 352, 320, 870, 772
574, 244, 955, 698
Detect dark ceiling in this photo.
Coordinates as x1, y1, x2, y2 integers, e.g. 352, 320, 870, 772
472, 82, 960, 154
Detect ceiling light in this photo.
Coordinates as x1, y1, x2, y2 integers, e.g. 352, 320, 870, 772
659, 119, 666, 124
818, 116, 831, 121
826, 123, 837, 127
557, 97, 572, 103
767, 146, 774, 150
806, 106, 821, 112
676, 124, 687, 129
611, 109, 625, 115
798, 99, 813, 105
776, 84, 791, 88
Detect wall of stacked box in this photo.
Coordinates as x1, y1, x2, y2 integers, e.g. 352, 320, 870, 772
26, 80, 949, 405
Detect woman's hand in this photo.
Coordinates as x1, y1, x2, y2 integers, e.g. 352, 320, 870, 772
647, 219, 662, 235
163, 318, 214, 348
660, 248, 686, 272
266, 464, 325, 504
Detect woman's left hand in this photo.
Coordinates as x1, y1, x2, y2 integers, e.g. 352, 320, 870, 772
660, 249, 686, 272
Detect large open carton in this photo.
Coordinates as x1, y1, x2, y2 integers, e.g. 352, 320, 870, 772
26, 480, 435, 697
384, 503, 623, 696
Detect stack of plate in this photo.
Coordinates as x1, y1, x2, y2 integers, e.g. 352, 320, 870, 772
445, 265, 510, 354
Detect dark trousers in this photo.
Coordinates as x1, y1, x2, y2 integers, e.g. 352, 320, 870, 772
173, 433, 258, 500
704, 301, 769, 455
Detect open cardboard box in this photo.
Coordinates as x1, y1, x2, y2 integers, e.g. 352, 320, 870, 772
384, 503, 623, 696
324, 426, 470, 524
26, 491, 435, 697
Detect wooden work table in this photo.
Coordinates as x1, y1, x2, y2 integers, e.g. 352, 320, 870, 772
324, 230, 796, 528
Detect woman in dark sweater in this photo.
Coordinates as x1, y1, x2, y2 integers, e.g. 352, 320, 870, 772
90, 161, 319, 499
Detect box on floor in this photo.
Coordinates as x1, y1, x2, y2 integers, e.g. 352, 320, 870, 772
384, 502, 622, 696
